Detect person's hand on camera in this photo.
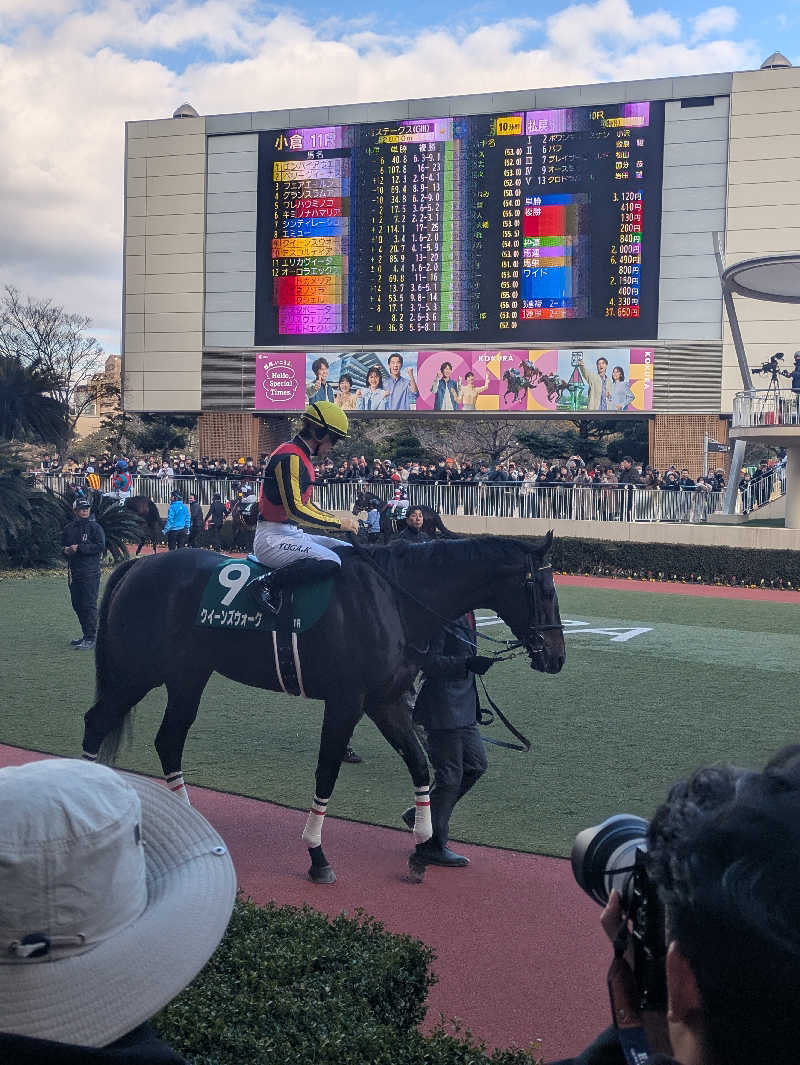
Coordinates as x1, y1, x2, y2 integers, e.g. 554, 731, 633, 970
466, 655, 494, 675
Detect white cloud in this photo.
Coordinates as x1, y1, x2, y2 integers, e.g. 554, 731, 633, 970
692, 5, 738, 40
0, 0, 759, 345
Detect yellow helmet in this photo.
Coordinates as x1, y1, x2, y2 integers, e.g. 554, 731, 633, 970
302, 400, 349, 440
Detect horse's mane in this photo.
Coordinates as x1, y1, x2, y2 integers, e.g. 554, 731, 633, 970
338, 535, 543, 581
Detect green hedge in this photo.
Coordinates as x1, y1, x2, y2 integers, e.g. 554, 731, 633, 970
541, 536, 800, 589
154, 899, 539, 1065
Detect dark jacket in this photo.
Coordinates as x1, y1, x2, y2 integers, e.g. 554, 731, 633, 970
61, 516, 105, 579
413, 615, 479, 730
397, 526, 430, 543
0, 1024, 187, 1064
205, 501, 226, 526
617, 466, 642, 485
189, 501, 204, 529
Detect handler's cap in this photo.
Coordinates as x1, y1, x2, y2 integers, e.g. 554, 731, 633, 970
73, 498, 90, 510
170, 490, 183, 500
302, 400, 348, 440
0, 759, 236, 1047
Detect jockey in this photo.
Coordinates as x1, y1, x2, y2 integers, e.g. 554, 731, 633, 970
110, 460, 132, 503
388, 485, 409, 517
251, 401, 359, 612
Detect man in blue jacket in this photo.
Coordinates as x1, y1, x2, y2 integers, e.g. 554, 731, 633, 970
162, 490, 191, 550
403, 613, 494, 867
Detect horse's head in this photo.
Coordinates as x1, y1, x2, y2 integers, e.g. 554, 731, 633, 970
493, 532, 565, 674
353, 492, 381, 515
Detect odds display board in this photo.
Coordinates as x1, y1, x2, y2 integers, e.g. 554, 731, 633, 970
253, 348, 654, 413
254, 102, 664, 346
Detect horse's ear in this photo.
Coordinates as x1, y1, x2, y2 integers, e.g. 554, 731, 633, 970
542, 530, 553, 555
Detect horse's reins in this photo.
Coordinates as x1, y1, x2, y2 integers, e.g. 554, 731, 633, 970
351, 546, 563, 752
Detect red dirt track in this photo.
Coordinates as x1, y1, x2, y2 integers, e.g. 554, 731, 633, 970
556, 573, 799, 602
0, 742, 608, 1059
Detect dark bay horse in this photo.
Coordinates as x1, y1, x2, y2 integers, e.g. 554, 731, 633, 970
83, 535, 565, 883
123, 495, 162, 555
352, 490, 453, 543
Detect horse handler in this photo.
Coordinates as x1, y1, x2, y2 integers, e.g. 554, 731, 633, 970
62, 497, 105, 649
251, 401, 359, 612
403, 613, 495, 867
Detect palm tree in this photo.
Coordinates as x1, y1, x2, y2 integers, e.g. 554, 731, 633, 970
0, 354, 68, 444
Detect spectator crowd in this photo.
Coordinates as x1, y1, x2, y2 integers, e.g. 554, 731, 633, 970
35, 448, 789, 523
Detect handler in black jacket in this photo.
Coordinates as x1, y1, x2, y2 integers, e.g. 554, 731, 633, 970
405, 613, 494, 867
61, 498, 105, 649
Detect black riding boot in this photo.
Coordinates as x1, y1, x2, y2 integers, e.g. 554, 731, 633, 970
251, 558, 340, 614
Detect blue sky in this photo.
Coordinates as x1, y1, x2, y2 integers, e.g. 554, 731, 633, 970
0, 0, 795, 348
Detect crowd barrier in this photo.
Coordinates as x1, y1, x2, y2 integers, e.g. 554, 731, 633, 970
37, 473, 736, 524
733, 389, 800, 428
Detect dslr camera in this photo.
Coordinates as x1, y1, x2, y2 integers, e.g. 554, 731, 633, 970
571, 814, 667, 1010
752, 352, 784, 375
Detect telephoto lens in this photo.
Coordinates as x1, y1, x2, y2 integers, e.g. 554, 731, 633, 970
571, 813, 649, 906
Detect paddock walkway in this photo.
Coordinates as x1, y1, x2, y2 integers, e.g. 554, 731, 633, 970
0, 742, 608, 1061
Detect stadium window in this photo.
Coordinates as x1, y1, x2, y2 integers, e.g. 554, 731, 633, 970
680, 97, 715, 108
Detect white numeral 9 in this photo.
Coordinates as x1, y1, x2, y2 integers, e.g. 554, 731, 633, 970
218, 564, 250, 605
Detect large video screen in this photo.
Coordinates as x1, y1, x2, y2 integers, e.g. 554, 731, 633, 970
254, 102, 664, 345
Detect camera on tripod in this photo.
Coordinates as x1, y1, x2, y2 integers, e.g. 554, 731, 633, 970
752, 352, 784, 376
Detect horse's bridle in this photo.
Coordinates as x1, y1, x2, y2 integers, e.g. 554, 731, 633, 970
489, 553, 562, 662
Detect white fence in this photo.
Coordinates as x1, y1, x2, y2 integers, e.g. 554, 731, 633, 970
733, 388, 800, 428
39, 473, 727, 523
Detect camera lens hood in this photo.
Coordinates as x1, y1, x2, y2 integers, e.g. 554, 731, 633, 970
571, 813, 649, 905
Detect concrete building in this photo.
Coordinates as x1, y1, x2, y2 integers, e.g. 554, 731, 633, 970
121, 60, 800, 469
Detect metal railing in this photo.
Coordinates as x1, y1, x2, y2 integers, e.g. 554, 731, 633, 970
738, 465, 786, 514
319, 480, 724, 523
37, 473, 729, 523
733, 388, 800, 428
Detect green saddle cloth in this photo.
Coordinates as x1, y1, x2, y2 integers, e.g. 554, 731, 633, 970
195, 556, 333, 633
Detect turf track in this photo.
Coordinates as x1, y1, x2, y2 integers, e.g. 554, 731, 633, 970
1, 573, 798, 857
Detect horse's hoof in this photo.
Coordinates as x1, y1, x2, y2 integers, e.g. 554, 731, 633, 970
407, 855, 426, 883
308, 864, 336, 885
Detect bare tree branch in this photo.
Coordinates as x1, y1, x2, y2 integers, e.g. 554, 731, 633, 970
0, 285, 109, 439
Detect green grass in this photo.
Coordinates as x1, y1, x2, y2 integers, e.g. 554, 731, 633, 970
1, 572, 798, 857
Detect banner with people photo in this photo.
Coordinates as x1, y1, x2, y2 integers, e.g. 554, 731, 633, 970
253, 349, 654, 413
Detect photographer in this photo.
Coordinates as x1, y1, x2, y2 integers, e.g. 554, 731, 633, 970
554, 746, 800, 1065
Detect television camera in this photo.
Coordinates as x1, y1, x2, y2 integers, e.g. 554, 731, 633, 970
751, 352, 784, 382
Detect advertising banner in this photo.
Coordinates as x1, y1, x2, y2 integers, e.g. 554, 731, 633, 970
254, 352, 307, 411
253, 349, 654, 413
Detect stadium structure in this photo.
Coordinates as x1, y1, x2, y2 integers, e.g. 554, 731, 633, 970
121, 55, 800, 476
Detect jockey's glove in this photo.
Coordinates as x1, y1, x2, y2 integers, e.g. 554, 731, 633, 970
465, 655, 494, 675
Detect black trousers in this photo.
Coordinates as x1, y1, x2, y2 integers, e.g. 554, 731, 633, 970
69, 573, 100, 639
187, 526, 203, 548
167, 530, 187, 551
207, 524, 223, 550
425, 725, 488, 847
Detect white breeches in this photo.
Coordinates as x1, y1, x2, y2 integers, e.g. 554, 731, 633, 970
253, 521, 351, 571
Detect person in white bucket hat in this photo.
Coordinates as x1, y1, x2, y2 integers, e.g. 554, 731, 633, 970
0, 758, 236, 1062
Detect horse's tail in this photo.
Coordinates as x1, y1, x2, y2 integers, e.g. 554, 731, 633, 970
95, 558, 138, 764
147, 500, 160, 527
435, 513, 456, 538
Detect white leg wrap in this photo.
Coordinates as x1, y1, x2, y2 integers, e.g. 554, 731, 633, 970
302, 795, 328, 848
166, 772, 191, 805
412, 785, 433, 844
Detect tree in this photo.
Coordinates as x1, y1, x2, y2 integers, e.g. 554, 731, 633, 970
129, 413, 198, 458
0, 354, 69, 444
0, 285, 109, 443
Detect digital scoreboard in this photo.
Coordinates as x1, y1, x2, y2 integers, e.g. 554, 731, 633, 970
254, 101, 664, 345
